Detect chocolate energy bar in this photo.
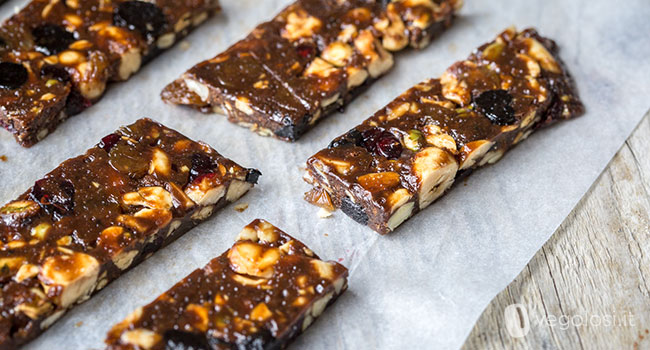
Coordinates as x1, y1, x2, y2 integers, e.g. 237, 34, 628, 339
105, 219, 348, 350
0, 119, 259, 348
0, 0, 220, 147
304, 28, 584, 234
162, 0, 462, 141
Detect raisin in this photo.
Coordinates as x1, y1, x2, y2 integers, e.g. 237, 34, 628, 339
30, 179, 75, 219
245, 168, 262, 184
41, 64, 70, 82
32, 24, 75, 56
473, 89, 516, 126
360, 128, 383, 153
65, 90, 92, 116
328, 128, 363, 149
108, 143, 149, 178
360, 128, 403, 159
114, 1, 167, 42
163, 330, 210, 350
189, 153, 214, 182
0, 62, 28, 90
341, 196, 368, 225
99, 133, 121, 153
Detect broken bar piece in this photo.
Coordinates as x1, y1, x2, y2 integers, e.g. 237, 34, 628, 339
304, 28, 584, 234
0, 118, 259, 348
0, 0, 220, 147
105, 219, 348, 350
162, 0, 462, 141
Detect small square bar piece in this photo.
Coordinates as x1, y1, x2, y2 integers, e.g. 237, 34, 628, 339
105, 219, 348, 350
304, 28, 584, 234
162, 0, 461, 141
0, 118, 259, 348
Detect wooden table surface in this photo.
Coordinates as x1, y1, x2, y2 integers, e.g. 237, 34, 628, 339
462, 112, 650, 350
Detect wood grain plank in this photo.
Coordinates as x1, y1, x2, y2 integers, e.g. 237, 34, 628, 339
462, 113, 650, 350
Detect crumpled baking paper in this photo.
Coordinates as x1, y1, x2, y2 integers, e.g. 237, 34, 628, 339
0, 0, 648, 349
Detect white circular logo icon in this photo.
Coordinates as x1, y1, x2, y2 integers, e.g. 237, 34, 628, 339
504, 304, 530, 338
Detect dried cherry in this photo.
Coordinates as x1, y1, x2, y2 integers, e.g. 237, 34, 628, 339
32, 24, 75, 56
473, 89, 516, 125
114, 1, 167, 42
0, 62, 28, 90
99, 133, 121, 153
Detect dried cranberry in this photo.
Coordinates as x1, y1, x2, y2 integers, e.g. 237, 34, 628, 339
375, 132, 403, 159
32, 24, 75, 56
296, 44, 314, 59
41, 64, 70, 82
192, 172, 217, 185
114, 1, 167, 42
65, 90, 92, 115
473, 89, 516, 125
360, 128, 403, 159
99, 133, 121, 153
0, 62, 28, 90
30, 179, 75, 219
328, 128, 363, 149
189, 153, 214, 182
163, 330, 210, 350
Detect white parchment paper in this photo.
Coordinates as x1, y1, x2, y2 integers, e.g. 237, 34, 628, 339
1, 0, 649, 349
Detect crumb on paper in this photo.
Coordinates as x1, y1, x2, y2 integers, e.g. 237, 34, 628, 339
0, 155, 6, 162
234, 203, 248, 212
75, 321, 83, 327
180, 41, 191, 50
324, 233, 329, 237
317, 208, 333, 218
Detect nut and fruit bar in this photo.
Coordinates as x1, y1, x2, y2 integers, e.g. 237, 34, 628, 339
0, 0, 220, 147
0, 118, 260, 348
304, 28, 584, 234
105, 219, 348, 350
162, 0, 462, 141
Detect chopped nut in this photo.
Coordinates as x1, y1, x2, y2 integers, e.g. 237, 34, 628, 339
413, 147, 459, 209
310, 260, 334, 280
15, 264, 40, 283
31, 222, 52, 240
112, 250, 139, 270
184, 78, 210, 102
149, 148, 171, 177
381, 7, 408, 51
120, 329, 160, 349
354, 29, 394, 77
123, 187, 173, 210
317, 208, 333, 218
524, 38, 560, 73
357, 172, 401, 192
386, 188, 413, 214
387, 202, 415, 231
186, 304, 209, 332
228, 242, 280, 278
282, 10, 322, 41
250, 302, 272, 321
118, 48, 142, 80
39, 252, 100, 307
226, 180, 253, 202
310, 292, 334, 317
304, 58, 339, 78
321, 42, 353, 67
459, 140, 494, 170
234, 203, 249, 212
